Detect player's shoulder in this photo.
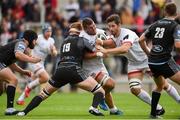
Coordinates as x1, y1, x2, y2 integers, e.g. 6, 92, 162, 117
48, 37, 55, 43
121, 28, 136, 36
96, 28, 105, 33
79, 30, 87, 37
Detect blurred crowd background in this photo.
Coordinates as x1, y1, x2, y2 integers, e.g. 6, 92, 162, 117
0, 0, 180, 92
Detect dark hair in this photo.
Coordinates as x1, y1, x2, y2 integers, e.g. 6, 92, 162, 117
23, 30, 37, 49
82, 18, 94, 29
164, 2, 177, 16
106, 14, 121, 25
23, 30, 37, 41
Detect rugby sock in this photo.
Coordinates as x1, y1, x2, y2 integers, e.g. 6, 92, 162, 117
23, 96, 43, 115
137, 90, 151, 105
137, 90, 162, 110
6, 85, 16, 108
17, 92, 25, 101
151, 91, 161, 116
109, 106, 118, 113
27, 78, 40, 89
165, 84, 180, 103
92, 92, 104, 108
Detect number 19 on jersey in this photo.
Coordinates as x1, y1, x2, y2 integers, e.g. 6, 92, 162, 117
62, 43, 71, 52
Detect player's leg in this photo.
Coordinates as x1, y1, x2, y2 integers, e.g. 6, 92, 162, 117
76, 76, 105, 116
17, 66, 69, 116
162, 59, 180, 103
128, 71, 164, 115
165, 71, 180, 103
17, 82, 58, 116
94, 72, 112, 111
163, 80, 180, 103
150, 76, 164, 118
26, 69, 49, 96
17, 69, 49, 105
0, 80, 7, 96
0, 68, 18, 115
95, 72, 123, 115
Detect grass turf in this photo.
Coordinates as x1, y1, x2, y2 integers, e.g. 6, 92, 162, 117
0, 92, 179, 119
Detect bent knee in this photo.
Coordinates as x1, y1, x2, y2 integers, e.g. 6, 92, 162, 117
39, 88, 51, 100
103, 79, 115, 92
92, 84, 105, 95
96, 87, 105, 96
8, 78, 18, 86
129, 78, 142, 95
130, 88, 141, 96
39, 75, 50, 83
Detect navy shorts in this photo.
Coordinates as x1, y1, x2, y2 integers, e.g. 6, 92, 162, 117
149, 58, 180, 78
49, 64, 88, 88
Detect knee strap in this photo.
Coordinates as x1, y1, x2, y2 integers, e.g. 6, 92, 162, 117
129, 78, 142, 89
91, 84, 101, 93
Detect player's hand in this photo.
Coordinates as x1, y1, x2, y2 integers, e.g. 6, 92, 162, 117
96, 45, 108, 54
96, 38, 103, 46
96, 51, 108, 58
22, 70, 32, 77
50, 45, 58, 56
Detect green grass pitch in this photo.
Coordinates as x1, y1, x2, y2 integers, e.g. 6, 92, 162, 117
0, 92, 179, 120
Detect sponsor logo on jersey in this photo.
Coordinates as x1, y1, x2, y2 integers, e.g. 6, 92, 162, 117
17, 44, 25, 51
152, 45, 163, 52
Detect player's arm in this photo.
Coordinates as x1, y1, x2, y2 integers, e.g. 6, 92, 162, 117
97, 42, 131, 55
103, 38, 116, 48
173, 25, 180, 52
139, 25, 152, 55
83, 38, 104, 59
9, 63, 25, 74
139, 33, 150, 55
9, 63, 31, 77
96, 36, 116, 48
175, 42, 180, 52
15, 51, 41, 63
15, 41, 41, 63
50, 44, 58, 57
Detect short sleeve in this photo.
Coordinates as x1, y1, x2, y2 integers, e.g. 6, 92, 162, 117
83, 38, 96, 52
173, 25, 180, 42
14, 41, 27, 53
122, 32, 139, 44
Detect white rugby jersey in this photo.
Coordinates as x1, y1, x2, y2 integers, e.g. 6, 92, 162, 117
113, 28, 147, 63
32, 34, 55, 62
79, 28, 108, 75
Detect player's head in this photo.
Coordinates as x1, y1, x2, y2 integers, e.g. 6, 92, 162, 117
69, 22, 82, 35
106, 14, 121, 37
164, 2, 177, 17
23, 30, 38, 49
42, 23, 52, 38
82, 18, 96, 35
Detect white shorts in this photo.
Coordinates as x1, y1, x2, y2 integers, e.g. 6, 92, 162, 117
128, 58, 150, 74
28, 62, 45, 76
83, 65, 109, 77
